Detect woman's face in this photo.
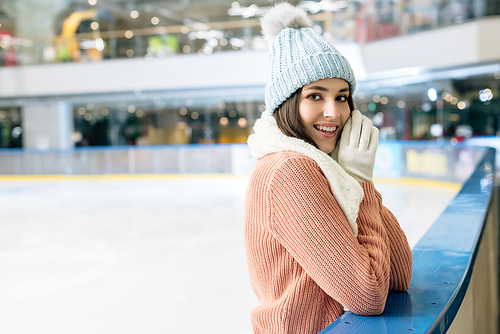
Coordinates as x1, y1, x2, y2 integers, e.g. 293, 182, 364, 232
298, 78, 351, 154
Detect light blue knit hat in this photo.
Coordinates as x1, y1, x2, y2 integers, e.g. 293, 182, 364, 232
261, 3, 356, 115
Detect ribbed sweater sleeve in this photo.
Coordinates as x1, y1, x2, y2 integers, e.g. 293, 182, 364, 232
267, 155, 390, 316
377, 198, 413, 291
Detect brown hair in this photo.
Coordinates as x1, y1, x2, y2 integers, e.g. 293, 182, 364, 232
273, 86, 355, 148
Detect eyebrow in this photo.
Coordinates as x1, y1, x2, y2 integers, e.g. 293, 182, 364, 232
303, 86, 350, 93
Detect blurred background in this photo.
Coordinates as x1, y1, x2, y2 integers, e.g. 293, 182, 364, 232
0, 0, 498, 153
0, 1, 499, 333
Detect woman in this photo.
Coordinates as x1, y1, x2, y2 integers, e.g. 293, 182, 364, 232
244, 3, 413, 334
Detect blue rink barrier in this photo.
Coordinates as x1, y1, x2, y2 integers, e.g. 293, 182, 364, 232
320, 147, 497, 334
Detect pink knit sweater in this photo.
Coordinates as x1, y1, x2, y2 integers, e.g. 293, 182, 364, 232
244, 151, 412, 334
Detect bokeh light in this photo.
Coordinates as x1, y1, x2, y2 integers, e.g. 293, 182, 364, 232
427, 88, 438, 101
238, 118, 247, 127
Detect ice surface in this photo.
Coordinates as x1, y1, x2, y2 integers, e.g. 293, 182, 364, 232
0, 176, 458, 334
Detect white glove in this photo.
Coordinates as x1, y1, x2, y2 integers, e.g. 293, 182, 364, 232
331, 110, 379, 183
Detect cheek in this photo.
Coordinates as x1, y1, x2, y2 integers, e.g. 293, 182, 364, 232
298, 104, 313, 126
339, 109, 351, 129
297, 101, 305, 121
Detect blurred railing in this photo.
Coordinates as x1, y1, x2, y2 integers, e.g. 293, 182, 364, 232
0, 142, 487, 179
1, 0, 498, 67
0, 144, 254, 175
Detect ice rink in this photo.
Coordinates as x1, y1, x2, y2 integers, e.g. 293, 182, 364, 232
0, 175, 460, 334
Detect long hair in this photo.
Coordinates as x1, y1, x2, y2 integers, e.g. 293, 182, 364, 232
273, 86, 355, 148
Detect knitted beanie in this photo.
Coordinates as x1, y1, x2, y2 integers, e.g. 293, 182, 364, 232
261, 2, 356, 115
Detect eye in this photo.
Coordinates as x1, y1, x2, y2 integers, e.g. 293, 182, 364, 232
337, 95, 348, 102
307, 93, 322, 101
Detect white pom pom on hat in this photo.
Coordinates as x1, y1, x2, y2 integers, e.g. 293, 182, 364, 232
260, 2, 312, 46
261, 2, 356, 116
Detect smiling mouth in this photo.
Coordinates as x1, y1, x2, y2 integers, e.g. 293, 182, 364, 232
313, 125, 338, 134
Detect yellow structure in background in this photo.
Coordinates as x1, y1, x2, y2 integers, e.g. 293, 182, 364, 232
406, 149, 448, 176
138, 126, 252, 145
219, 128, 252, 143
142, 126, 190, 145
55, 9, 102, 62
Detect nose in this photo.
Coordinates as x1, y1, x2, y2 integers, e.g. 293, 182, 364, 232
323, 102, 339, 118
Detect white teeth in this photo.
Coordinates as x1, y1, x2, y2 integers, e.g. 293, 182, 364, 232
315, 125, 337, 133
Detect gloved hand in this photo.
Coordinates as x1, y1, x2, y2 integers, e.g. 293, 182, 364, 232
331, 110, 379, 183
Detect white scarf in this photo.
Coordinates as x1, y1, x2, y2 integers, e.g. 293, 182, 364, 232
247, 113, 364, 236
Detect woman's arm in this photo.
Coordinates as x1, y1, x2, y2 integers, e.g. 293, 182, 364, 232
376, 196, 413, 291
334, 110, 412, 291
268, 154, 390, 316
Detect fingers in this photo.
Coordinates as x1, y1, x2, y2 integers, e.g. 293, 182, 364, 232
339, 110, 379, 151
359, 117, 372, 150
336, 110, 379, 182
369, 126, 379, 152
349, 110, 363, 147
